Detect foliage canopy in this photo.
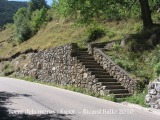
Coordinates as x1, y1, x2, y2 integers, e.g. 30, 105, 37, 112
13, 0, 50, 42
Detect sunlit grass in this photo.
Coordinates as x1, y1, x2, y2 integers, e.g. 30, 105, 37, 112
0, 18, 144, 58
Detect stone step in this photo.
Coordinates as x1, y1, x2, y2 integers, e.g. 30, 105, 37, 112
100, 82, 121, 86
77, 47, 131, 98
78, 53, 89, 56
78, 51, 90, 55
84, 65, 103, 69
78, 50, 88, 52
77, 59, 97, 62
95, 75, 113, 78
79, 60, 97, 63
96, 78, 117, 82
87, 68, 106, 72
105, 85, 124, 89
79, 53, 93, 57
78, 49, 88, 52
79, 54, 92, 57
79, 48, 88, 51
91, 71, 110, 75
114, 93, 131, 98
79, 55, 94, 57
109, 89, 129, 94
77, 56, 94, 60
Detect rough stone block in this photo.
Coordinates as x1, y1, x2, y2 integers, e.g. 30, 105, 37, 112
146, 79, 160, 109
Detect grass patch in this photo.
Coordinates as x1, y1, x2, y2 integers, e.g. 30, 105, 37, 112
106, 41, 160, 81
16, 76, 35, 82
118, 92, 149, 108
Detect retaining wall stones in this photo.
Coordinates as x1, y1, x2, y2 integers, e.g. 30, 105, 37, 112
146, 78, 160, 109
20, 43, 78, 85
19, 43, 102, 94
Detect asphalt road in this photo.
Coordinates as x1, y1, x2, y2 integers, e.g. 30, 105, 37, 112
0, 77, 159, 120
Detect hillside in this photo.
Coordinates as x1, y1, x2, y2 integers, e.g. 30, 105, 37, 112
0, 18, 149, 79
1, 17, 160, 82
0, 0, 28, 27
0, 18, 143, 58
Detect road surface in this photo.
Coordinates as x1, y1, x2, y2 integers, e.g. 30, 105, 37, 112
0, 77, 159, 120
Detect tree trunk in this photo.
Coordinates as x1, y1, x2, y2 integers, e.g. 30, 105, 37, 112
139, 0, 153, 29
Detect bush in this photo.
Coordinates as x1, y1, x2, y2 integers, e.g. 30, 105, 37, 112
136, 80, 148, 93
2, 62, 15, 76
13, 7, 32, 43
86, 25, 106, 42
154, 62, 160, 76
112, 43, 121, 51
17, 23, 32, 43
13, 0, 50, 43
31, 7, 49, 33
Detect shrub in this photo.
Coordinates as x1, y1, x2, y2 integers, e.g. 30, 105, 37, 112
154, 62, 160, 76
136, 80, 147, 93
17, 24, 32, 43
13, 0, 50, 43
31, 7, 49, 33
13, 7, 32, 43
112, 43, 121, 51
2, 62, 15, 76
86, 25, 105, 42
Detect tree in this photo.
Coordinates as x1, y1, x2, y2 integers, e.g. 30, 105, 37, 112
53, 0, 127, 23
13, 0, 50, 42
13, 7, 32, 42
139, 0, 153, 29
53, 0, 158, 29
31, 7, 48, 32
28, 0, 49, 12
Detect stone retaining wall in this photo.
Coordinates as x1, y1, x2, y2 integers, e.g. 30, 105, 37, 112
18, 42, 136, 95
146, 78, 160, 109
20, 43, 78, 85
19, 43, 102, 93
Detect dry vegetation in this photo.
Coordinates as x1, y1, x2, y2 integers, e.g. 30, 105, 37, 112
0, 20, 86, 58
0, 19, 142, 58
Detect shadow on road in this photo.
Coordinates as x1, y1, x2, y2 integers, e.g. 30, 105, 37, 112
0, 91, 72, 120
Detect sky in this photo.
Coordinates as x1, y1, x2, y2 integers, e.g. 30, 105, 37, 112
8, 0, 53, 5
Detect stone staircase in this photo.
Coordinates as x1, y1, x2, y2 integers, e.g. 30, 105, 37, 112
77, 48, 131, 98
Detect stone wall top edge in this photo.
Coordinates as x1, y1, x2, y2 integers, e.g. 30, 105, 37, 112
94, 48, 135, 81
88, 40, 121, 48
36, 43, 78, 53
